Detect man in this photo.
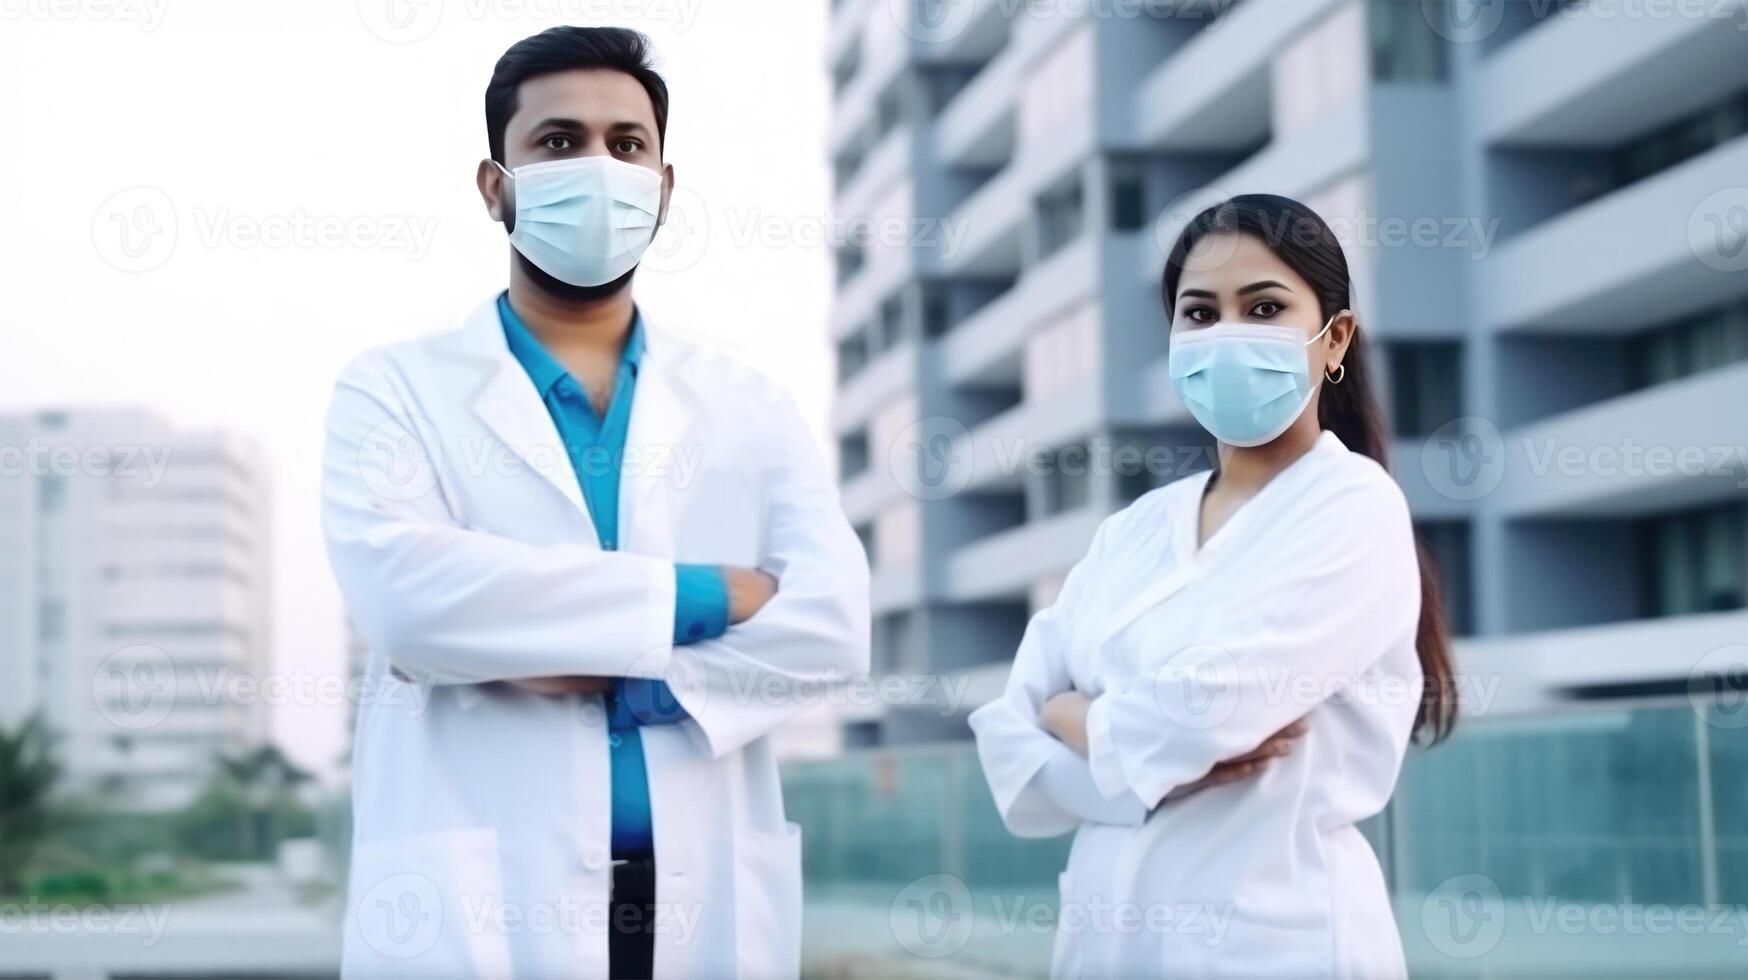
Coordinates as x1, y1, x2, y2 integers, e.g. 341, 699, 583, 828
322, 27, 869, 979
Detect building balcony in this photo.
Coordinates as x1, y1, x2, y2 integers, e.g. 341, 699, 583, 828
871, 562, 925, 617
832, 247, 917, 341
944, 506, 1106, 603
935, 47, 1018, 169
1131, 0, 1339, 150
1493, 361, 1748, 518
834, 125, 913, 222
1480, 136, 1748, 333
941, 236, 1097, 388
1483, 0, 1748, 147
939, 164, 1025, 278
953, 379, 1104, 495
834, 340, 918, 435
839, 464, 905, 527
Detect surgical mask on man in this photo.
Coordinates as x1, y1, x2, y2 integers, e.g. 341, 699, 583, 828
1168, 316, 1334, 447
494, 155, 663, 287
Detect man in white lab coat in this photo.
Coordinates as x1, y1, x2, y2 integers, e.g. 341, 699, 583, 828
321, 26, 870, 979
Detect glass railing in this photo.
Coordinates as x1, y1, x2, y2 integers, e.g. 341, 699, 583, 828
781, 701, 1748, 978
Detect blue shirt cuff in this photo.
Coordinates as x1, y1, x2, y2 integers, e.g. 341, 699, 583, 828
673, 563, 730, 645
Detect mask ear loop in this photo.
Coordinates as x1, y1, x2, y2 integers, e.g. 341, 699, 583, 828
490, 160, 517, 233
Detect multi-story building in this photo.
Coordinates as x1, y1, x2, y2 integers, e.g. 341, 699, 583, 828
827, 0, 1748, 738
0, 408, 273, 811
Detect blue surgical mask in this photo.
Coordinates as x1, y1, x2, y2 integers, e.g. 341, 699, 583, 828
1168, 317, 1334, 447
494, 156, 664, 287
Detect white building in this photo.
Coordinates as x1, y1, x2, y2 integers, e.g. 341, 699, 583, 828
0, 408, 272, 811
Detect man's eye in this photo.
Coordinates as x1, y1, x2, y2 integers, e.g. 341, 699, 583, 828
614, 139, 642, 154
544, 136, 573, 151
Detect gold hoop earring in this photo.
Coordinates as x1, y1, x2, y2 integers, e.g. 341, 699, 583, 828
1325, 363, 1346, 385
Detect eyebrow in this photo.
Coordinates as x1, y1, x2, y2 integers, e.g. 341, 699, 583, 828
1238, 279, 1292, 295
525, 117, 654, 137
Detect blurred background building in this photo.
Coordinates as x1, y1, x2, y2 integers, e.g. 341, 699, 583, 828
0, 408, 274, 811
801, 0, 1748, 974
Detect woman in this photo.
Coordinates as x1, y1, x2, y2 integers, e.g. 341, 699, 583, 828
969, 194, 1456, 978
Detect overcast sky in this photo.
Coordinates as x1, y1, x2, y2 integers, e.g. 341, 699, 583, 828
0, 0, 836, 778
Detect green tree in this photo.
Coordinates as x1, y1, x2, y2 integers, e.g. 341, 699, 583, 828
0, 715, 63, 895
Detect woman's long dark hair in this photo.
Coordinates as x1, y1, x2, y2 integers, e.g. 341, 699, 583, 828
1161, 193, 1457, 744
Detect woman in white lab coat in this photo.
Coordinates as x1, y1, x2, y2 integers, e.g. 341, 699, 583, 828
970, 193, 1457, 978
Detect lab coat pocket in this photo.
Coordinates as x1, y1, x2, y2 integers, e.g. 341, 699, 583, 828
342, 827, 514, 980
734, 821, 803, 979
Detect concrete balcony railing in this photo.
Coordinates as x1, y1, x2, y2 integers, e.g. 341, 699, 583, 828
1132, 0, 1340, 150
834, 125, 913, 222
952, 378, 1104, 495
1480, 135, 1748, 334
1490, 360, 1748, 519
941, 235, 1096, 388
944, 505, 1107, 603
833, 339, 918, 435
935, 47, 1018, 169
1483, 0, 1748, 147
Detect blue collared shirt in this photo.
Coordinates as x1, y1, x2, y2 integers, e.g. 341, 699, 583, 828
498, 292, 729, 854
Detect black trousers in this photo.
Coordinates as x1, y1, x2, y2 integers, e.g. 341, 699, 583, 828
608, 853, 658, 979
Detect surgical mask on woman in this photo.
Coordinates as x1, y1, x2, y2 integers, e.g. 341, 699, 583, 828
1167, 315, 1334, 447
494, 155, 663, 287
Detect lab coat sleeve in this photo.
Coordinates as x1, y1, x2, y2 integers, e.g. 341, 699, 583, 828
321, 354, 678, 685
1084, 471, 1421, 807
669, 386, 871, 758
968, 509, 1150, 837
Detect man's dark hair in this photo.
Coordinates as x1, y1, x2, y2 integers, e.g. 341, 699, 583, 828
484, 26, 669, 164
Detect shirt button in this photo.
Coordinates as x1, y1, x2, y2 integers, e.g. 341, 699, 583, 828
687, 622, 705, 639
607, 733, 623, 748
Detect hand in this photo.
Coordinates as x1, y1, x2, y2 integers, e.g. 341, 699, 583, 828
724, 566, 778, 624
1164, 718, 1308, 802
510, 676, 614, 696
1039, 690, 1094, 756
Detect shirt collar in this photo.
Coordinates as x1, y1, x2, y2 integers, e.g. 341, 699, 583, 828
496, 291, 646, 398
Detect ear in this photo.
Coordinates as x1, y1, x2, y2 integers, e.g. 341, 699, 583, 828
657, 162, 675, 227
1322, 308, 1358, 378
477, 159, 512, 227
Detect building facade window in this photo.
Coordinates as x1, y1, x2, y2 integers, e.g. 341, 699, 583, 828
1640, 503, 1747, 618
1389, 341, 1463, 439
1629, 297, 1748, 390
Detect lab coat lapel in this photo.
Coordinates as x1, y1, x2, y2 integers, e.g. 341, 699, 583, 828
448, 300, 596, 530
620, 328, 694, 560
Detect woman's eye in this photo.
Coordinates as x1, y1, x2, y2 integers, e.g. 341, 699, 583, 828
1251, 301, 1283, 318
1184, 307, 1216, 323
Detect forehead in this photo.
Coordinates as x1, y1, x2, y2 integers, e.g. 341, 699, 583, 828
1174, 232, 1308, 296
506, 68, 660, 137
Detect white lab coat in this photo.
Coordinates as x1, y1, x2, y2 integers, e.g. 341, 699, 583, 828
969, 432, 1422, 979
321, 297, 870, 979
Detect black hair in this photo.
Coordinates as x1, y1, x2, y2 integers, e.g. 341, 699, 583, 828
484, 26, 669, 164
1161, 193, 1458, 745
